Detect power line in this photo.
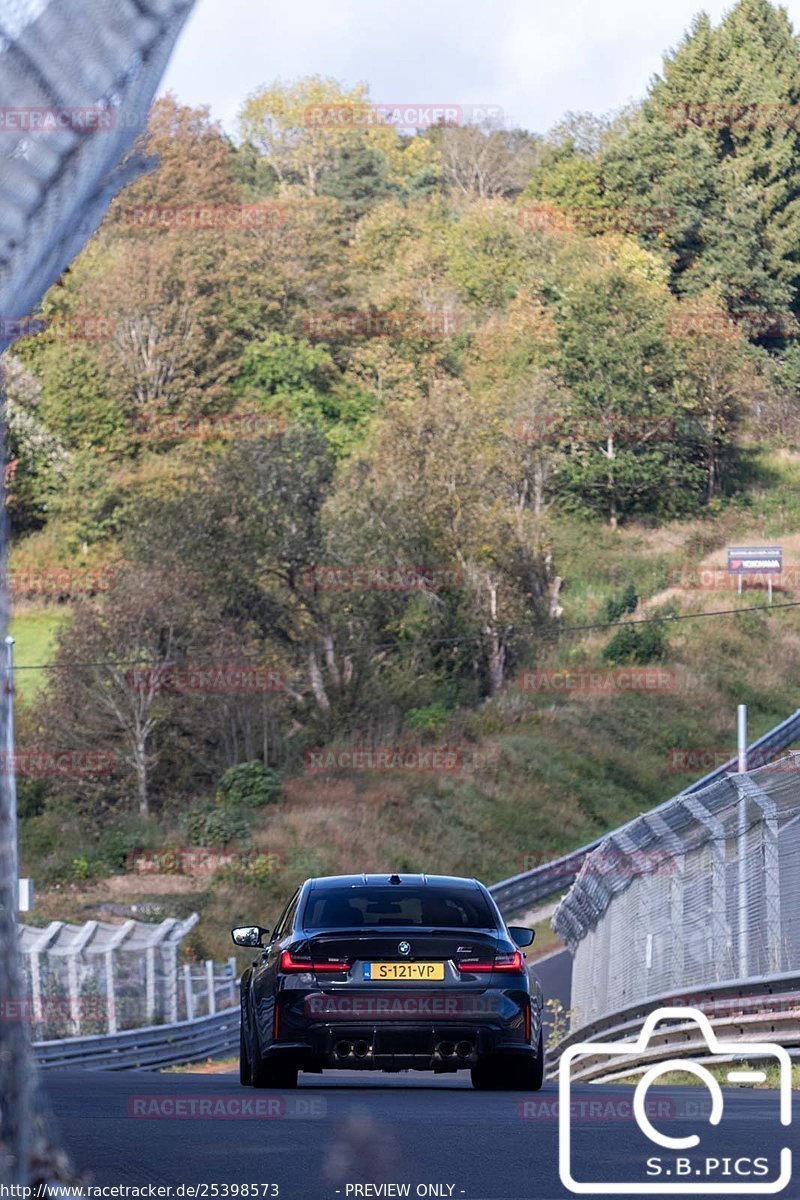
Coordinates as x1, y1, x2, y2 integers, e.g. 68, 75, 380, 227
10, 596, 800, 671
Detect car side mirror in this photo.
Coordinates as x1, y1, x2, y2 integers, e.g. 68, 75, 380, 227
231, 924, 270, 948
508, 926, 535, 948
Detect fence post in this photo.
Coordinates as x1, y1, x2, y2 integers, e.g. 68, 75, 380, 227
183, 963, 194, 1021
105, 951, 117, 1034
30, 953, 43, 1039
146, 948, 156, 1025
167, 947, 179, 1024
228, 956, 237, 1007
206, 959, 215, 1016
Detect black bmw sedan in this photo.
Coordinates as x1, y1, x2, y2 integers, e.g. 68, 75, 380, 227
232, 872, 545, 1090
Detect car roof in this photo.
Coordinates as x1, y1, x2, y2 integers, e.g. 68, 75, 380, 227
305, 873, 482, 891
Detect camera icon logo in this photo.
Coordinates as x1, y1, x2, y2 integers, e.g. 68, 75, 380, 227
558, 1006, 792, 1194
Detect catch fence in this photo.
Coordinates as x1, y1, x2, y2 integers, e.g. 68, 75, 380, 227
553, 753, 800, 1029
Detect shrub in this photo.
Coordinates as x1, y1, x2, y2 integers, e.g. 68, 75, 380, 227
601, 581, 638, 624
405, 702, 450, 737
602, 621, 667, 665
217, 761, 282, 808
180, 804, 251, 847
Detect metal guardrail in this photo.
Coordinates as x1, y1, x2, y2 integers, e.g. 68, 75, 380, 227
544, 971, 800, 1082
33, 1007, 239, 1071
557, 1012, 800, 1085
490, 707, 800, 918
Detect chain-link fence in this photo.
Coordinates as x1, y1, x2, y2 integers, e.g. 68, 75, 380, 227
553, 753, 800, 1030
15, 914, 238, 1040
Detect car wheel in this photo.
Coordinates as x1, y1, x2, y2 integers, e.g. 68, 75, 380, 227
239, 1024, 252, 1086
513, 1031, 544, 1091
470, 1057, 505, 1090
250, 1021, 299, 1089
251, 1054, 299, 1089
471, 1031, 545, 1091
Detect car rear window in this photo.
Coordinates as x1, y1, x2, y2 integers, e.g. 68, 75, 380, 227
302, 886, 497, 929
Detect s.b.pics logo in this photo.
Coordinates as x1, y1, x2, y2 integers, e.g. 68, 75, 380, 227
559, 1007, 792, 1194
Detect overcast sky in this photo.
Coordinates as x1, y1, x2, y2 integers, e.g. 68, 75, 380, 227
159, 0, 800, 140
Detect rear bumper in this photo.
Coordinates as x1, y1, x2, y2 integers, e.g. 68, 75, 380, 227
263, 1021, 538, 1071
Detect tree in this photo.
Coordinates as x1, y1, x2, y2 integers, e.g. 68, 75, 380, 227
1, 356, 70, 534
437, 124, 541, 199
239, 77, 372, 195
122, 427, 358, 720
550, 243, 706, 525
329, 379, 557, 695
107, 95, 241, 228
32, 567, 216, 816
675, 291, 771, 500
601, 0, 800, 311
319, 137, 397, 223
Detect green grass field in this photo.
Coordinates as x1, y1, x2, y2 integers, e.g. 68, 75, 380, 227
9, 607, 67, 703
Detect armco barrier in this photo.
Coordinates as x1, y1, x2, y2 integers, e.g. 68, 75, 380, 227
34, 1008, 239, 1070
544, 970, 800, 1082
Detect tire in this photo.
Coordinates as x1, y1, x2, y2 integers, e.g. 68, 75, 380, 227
250, 1019, 299, 1089
239, 1024, 252, 1086
514, 1030, 544, 1091
470, 1031, 545, 1092
470, 1057, 505, 1090
251, 1054, 299, 1089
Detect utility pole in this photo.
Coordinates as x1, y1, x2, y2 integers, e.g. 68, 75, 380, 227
0, 622, 31, 1186
5, 635, 17, 914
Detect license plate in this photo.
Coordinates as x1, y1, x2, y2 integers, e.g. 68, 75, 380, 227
364, 961, 445, 981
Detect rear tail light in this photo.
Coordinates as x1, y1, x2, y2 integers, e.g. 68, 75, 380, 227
279, 950, 349, 974
456, 950, 526, 974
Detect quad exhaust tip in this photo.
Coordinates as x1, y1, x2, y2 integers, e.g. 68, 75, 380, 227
434, 1039, 474, 1059
334, 1039, 372, 1059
